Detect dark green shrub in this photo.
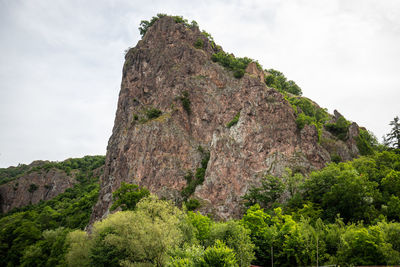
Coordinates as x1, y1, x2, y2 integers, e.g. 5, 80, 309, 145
181, 148, 210, 199
110, 182, 150, 211
211, 51, 252, 79
265, 69, 303, 96
242, 175, 285, 208
139, 14, 167, 37
325, 116, 350, 141
295, 113, 313, 130
28, 184, 38, 193
139, 14, 196, 37
357, 129, 377, 155
133, 114, 138, 121
233, 69, 245, 78
201, 240, 238, 266
265, 74, 274, 86
146, 108, 162, 120
185, 198, 201, 211
331, 153, 342, 163
226, 112, 240, 128
180, 91, 191, 114
194, 38, 204, 49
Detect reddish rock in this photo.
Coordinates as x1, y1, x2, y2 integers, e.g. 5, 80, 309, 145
0, 168, 77, 213
90, 17, 360, 223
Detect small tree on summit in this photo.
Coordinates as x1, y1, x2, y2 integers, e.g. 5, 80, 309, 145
384, 116, 400, 149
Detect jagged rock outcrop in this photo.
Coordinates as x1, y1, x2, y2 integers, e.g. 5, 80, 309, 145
0, 168, 77, 213
90, 17, 360, 222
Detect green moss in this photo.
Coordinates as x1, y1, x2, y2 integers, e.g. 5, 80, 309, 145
226, 112, 240, 128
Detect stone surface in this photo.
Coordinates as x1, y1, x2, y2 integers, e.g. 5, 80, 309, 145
90, 17, 360, 222
0, 168, 77, 213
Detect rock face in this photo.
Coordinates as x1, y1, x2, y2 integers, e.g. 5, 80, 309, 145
90, 17, 359, 222
0, 169, 77, 213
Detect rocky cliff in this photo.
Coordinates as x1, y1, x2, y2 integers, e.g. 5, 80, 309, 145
91, 16, 360, 222
0, 168, 77, 213
0, 155, 105, 213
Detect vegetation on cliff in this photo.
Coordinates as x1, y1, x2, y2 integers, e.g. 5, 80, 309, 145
0, 156, 104, 266
1, 14, 399, 267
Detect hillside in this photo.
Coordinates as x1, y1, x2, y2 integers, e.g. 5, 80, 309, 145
91, 15, 370, 223
0, 15, 399, 267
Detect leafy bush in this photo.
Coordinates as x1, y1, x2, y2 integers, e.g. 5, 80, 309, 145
110, 182, 150, 211
67, 196, 186, 267
295, 113, 314, 130
226, 112, 240, 128
357, 129, 378, 155
139, 14, 198, 37
325, 116, 350, 141
179, 91, 191, 114
330, 153, 342, 163
185, 198, 200, 211
181, 147, 210, 199
242, 175, 285, 209
265, 69, 302, 96
146, 107, 162, 120
194, 38, 204, 49
211, 51, 252, 79
201, 240, 238, 266
28, 183, 38, 193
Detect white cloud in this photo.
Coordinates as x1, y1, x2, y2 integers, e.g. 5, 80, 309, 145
0, 0, 399, 167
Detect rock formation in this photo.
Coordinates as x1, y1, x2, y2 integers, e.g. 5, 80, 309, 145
0, 168, 77, 213
90, 16, 360, 222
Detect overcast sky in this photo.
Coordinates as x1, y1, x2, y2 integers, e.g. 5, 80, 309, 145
0, 0, 399, 168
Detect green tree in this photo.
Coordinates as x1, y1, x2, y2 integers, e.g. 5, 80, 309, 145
242, 175, 285, 209
201, 240, 238, 267
208, 221, 255, 266
67, 196, 187, 267
384, 116, 400, 149
110, 182, 150, 211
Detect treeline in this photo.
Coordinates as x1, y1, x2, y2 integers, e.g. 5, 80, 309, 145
1, 149, 399, 266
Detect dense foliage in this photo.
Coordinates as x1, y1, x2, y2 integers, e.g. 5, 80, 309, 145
211, 51, 254, 79
0, 156, 104, 266
139, 14, 198, 37
0, 163, 32, 185
110, 182, 150, 211
265, 69, 302, 96
2, 13, 400, 266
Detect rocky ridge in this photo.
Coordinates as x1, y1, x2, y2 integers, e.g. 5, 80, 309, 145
0, 168, 77, 213
90, 16, 361, 222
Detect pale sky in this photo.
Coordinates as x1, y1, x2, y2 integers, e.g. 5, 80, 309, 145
0, 0, 399, 167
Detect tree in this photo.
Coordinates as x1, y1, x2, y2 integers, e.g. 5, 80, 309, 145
66, 196, 187, 267
201, 240, 238, 267
110, 182, 150, 211
384, 116, 400, 149
242, 175, 285, 209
